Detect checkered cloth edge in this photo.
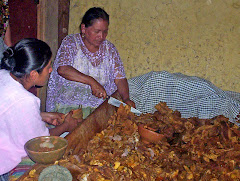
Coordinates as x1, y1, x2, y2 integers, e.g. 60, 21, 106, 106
128, 71, 240, 126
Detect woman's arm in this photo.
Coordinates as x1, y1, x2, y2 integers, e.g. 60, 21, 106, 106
110, 43, 135, 107
40, 112, 64, 126
49, 111, 82, 136
115, 78, 136, 108
57, 65, 93, 84
57, 65, 107, 98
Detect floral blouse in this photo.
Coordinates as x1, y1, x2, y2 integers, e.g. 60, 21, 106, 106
46, 33, 126, 112
0, 0, 9, 38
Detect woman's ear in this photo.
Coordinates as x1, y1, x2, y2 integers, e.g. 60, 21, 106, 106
81, 24, 86, 34
29, 70, 38, 83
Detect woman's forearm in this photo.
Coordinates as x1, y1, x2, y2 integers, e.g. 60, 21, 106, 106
115, 78, 130, 101
49, 124, 67, 136
115, 78, 136, 108
58, 65, 107, 98
57, 65, 94, 85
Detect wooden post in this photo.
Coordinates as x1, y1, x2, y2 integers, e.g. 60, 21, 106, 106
37, 0, 70, 111
58, 0, 70, 47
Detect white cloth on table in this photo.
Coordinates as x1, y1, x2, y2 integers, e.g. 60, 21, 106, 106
128, 71, 240, 125
0, 70, 49, 174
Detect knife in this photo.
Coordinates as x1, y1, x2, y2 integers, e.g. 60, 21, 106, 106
107, 96, 142, 115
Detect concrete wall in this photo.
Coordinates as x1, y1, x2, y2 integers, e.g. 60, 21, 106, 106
69, 0, 240, 92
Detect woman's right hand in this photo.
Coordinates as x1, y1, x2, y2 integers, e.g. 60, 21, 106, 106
57, 66, 107, 99
62, 111, 82, 132
90, 78, 107, 99
49, 111, 82, 136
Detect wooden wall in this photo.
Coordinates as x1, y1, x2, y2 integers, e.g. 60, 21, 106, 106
37, 0, 70, 111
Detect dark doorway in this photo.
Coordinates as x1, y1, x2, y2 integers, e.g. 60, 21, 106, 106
9, 0, 38, 95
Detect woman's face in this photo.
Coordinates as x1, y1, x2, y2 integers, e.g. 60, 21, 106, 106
35, 61, 52, 86
81, 18, 109, 50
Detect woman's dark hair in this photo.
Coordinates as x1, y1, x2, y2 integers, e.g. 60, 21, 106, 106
80, 7, 109, 31
1, 38, 52, 78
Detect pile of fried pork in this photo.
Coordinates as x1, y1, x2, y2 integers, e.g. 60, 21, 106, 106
29, 102, 240, 180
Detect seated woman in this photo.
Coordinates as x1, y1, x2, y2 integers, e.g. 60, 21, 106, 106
46, 7, 135, 118
0, 38, 82, 180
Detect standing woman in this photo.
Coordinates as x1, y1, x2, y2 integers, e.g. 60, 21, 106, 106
46, 7, 135, 117
0, 38, 81, 180
0, 0, 12, 61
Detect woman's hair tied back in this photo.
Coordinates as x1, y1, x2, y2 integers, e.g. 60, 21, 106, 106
5, 47, 14, 58
1, 38, 52, 78
1, 47, 16, 71
80, 7, 109, 29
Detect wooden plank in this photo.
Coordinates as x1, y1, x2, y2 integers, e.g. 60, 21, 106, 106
37, 0, 60, 111
37, 0, 46, 42
37, 0, 70, 111
58, 0, 70, 48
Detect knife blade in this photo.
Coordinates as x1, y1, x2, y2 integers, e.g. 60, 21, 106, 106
107, 96, 142, 115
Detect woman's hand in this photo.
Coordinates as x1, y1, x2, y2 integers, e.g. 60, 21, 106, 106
124, 99, 136, 108
40, 112, 64, 126
62, 111, 83, 132
49, 111, 83, 136
89, 78, 107, 99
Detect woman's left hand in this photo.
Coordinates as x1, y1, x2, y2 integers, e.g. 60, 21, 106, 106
124, 99, 136, 108
40, 112, 64, 126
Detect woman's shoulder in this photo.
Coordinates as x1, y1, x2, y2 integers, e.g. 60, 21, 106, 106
0, 70, 39, 103
102, 39, 117, 50
61, 33, 81, 46
64, 33, 81, 39
57, 34, 82, 54
0, 86, 40, 114
103, 39, 114, 46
